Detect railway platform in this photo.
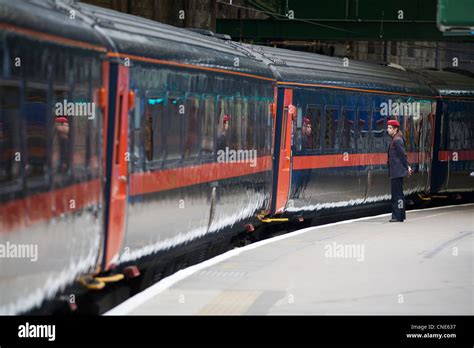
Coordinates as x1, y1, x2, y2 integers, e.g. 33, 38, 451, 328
107, 203, 473, 315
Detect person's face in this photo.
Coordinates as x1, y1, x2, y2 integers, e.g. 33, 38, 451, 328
56, 122, 70, 138
387, 125, 397, 136
223, 121, 229, 132
303, 123, 312, 136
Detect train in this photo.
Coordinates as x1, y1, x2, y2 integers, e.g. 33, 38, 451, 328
0, 0, 472, 315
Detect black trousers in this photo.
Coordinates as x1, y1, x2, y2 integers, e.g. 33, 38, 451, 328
391, 177, 406, 221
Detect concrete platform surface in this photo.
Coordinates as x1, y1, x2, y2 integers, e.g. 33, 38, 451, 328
106, 203, 473, 315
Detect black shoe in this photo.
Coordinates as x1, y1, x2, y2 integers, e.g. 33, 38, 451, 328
389, 218, 402, 222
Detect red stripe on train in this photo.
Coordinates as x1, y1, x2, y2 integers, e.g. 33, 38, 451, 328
0, 179, 101, 234
293, 152, 426, 170
130, 155, 273, 196
438, 150, 474, 162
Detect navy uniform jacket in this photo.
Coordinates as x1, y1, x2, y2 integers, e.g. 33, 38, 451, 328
387, 133, 409, 179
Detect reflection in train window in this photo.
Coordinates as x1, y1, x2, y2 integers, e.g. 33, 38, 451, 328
372, 109, 386, 150
242, 98, 256, 151
413, 113, 422, 151
233, 98, 243, 150
306, 105, 321, 150
324, 107, 340, 150
404, 116, 414, 152
166, 95, 183, 161
24, 87, 48, 180
341, 107, 355, 150
52, 88, 71, 178
145, 95, 164, 162
130, 91, 142, 166
201, 95, 215, 155
257, 100, 269, 154
0, 85, 21, 186
88, 92, 101, 177
70, 88, 89, 178
184, 96, 200, 159
357, 109, 371, 151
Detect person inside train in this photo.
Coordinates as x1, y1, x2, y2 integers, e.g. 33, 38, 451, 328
216, 114, 230, 153
387, 119, 413, 222
53, 116, 70, 173
301, 117, 315, 153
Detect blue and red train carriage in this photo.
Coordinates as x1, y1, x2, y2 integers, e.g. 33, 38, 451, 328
0, 0, 472, 314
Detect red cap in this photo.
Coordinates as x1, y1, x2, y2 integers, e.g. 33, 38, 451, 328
303, 117, 311, 125
56, 117, 68, 124
387, 119, 400, 127
223, 114, 230, 122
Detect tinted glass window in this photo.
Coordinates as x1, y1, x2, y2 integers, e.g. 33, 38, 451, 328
145, 95, 164, 162
324, 107, 340, 150
306, 105, 321, 150
52, 88, 71, 178
357, 109, 371, 151
0, 85, 21, 186
372, 109, 386, 150
184, 96, 200, 159
242, 98, 256, 151
165, 95, 183, 161
341, 108, 355, 149
70, 88, 90, 177
201, 96, 215, 156
24, 87, 48, 180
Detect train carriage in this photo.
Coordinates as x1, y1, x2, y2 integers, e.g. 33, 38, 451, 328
244, 44, 438, 216
0, 0, 107, 314
414, 69, 474, 194
0, 0, 473, 315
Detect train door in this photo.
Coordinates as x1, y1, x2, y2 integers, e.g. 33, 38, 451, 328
103, 63, 130, 270
271, 88, 294, 214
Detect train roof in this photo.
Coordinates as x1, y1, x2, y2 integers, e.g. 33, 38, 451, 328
0, 0, 274, 80
0, 0, 466, 99
74, 2, 275, 80
411, 69, 474, 98
242, 43, 437, 97
0, 0, 104, 47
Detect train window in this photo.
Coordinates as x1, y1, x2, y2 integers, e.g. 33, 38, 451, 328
232, 98, 243, 150
357, 109, 371, 151
242, 98, 256, 151
306, 105, 322, 150
0, 84, 21, 188
70, 88, 90, 179
52, 88, 72, 180
217, 97, 233, 153
372, 109, 386, 150
130, 91, 143, 167
264, 99, 273, 156
217, 97, 234, 151
183, 95, 200, 159
257, 100, 270, 154
413, 113, 422, 152
144, 94, 164, 162
164, 94, 183, 161
341, 108, 355, 150
201, 95, 215, 156
89, 89, 102, 177
404, 116, 414, 152
323, 107, 340, 150
24, 86, 48, 182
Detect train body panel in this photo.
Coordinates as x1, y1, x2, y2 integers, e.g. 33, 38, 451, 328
0, 4, 106, 313
284, 87, 436, 213
416, 70, 474, 194
0, 0, 473, 315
